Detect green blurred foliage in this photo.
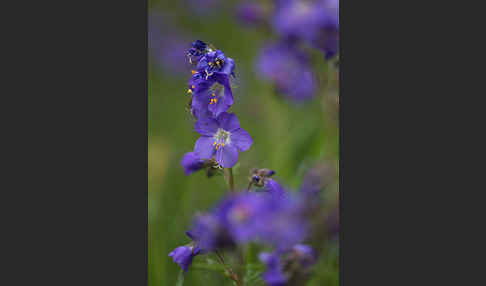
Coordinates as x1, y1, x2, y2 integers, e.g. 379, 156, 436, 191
149, 1, 339, 285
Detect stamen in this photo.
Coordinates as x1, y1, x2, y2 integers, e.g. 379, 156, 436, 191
187, 89, 192, 94
205, 70, 214, 80
191, 70, 196, 75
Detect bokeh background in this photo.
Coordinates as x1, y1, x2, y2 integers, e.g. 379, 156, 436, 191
149, 1, 339, 285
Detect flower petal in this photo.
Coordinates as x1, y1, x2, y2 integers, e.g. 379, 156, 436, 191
217, 112, 240, 132
194, 136, 215, 159
219, 57, 235, 76
230, 128, 253, 151
181, 152, 205, 176
194, 116, 219, 136
216, 144, 238, 168
208, 88, 233, 117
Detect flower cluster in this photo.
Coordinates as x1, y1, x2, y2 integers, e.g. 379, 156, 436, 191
168, 40, 336, 286
181, 40, 253, 170
235, 0, 339, 102
169, 176, 326, 284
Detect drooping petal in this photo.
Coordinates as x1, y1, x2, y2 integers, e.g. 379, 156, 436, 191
194, 136, 216, 159
180, 152, 205, 175
191, 90, 211, 119
219, 57, 235, 76
230, 128, 253, 151
216, 144, 238, 168
194, 116, 219, 136
217, 112, 240, 132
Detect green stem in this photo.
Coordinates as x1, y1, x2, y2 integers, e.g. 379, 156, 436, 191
215, 251, 241, 286
225, 168, 235, 192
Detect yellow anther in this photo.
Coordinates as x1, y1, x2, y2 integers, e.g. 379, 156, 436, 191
213, 142, 217, 146
187, 89, 192, 94
213, 98, 218, 103
191, 85, 195, 89
212, 93, 216, 97
221, 143, 225, 147
191, 70, 196, 75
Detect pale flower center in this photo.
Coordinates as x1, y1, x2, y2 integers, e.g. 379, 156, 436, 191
213, 128, 231, 149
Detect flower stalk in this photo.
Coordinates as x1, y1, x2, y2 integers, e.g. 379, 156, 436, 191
215, 250, 241, 286
225, 168, 235, 192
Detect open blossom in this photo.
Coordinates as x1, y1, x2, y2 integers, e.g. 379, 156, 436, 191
255, 193, 307, 250
216, 192, 268, 243
257, 43, 316, 101
194, 112, 252, 168
219, 191, 306, 249
186, 213, 235, 251
168, 244, 201, 272
273, 0, 324, 43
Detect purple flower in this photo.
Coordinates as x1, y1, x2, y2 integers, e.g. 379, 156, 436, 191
255, 193, 307, 250
216, 192, 306, 249
273, 0, 339, 59
168, 244, 201, 272
187, 40, 208, 64
194, 112, 253, 168
257, 43, 316, 101
187, 47, 236, 117
259, 252, 287, 286
312, 0, 339, 59
191, 77, 234, 117
273, 0, 323, 42
216, 193, 267, 243
292, 244, 317, 268
149, 12, 191, 75
236, 2, 266, 26
197, 50, 235, 81
264, 178, 285, 196
186, 213, 234, 251
180, 152, 205, 175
